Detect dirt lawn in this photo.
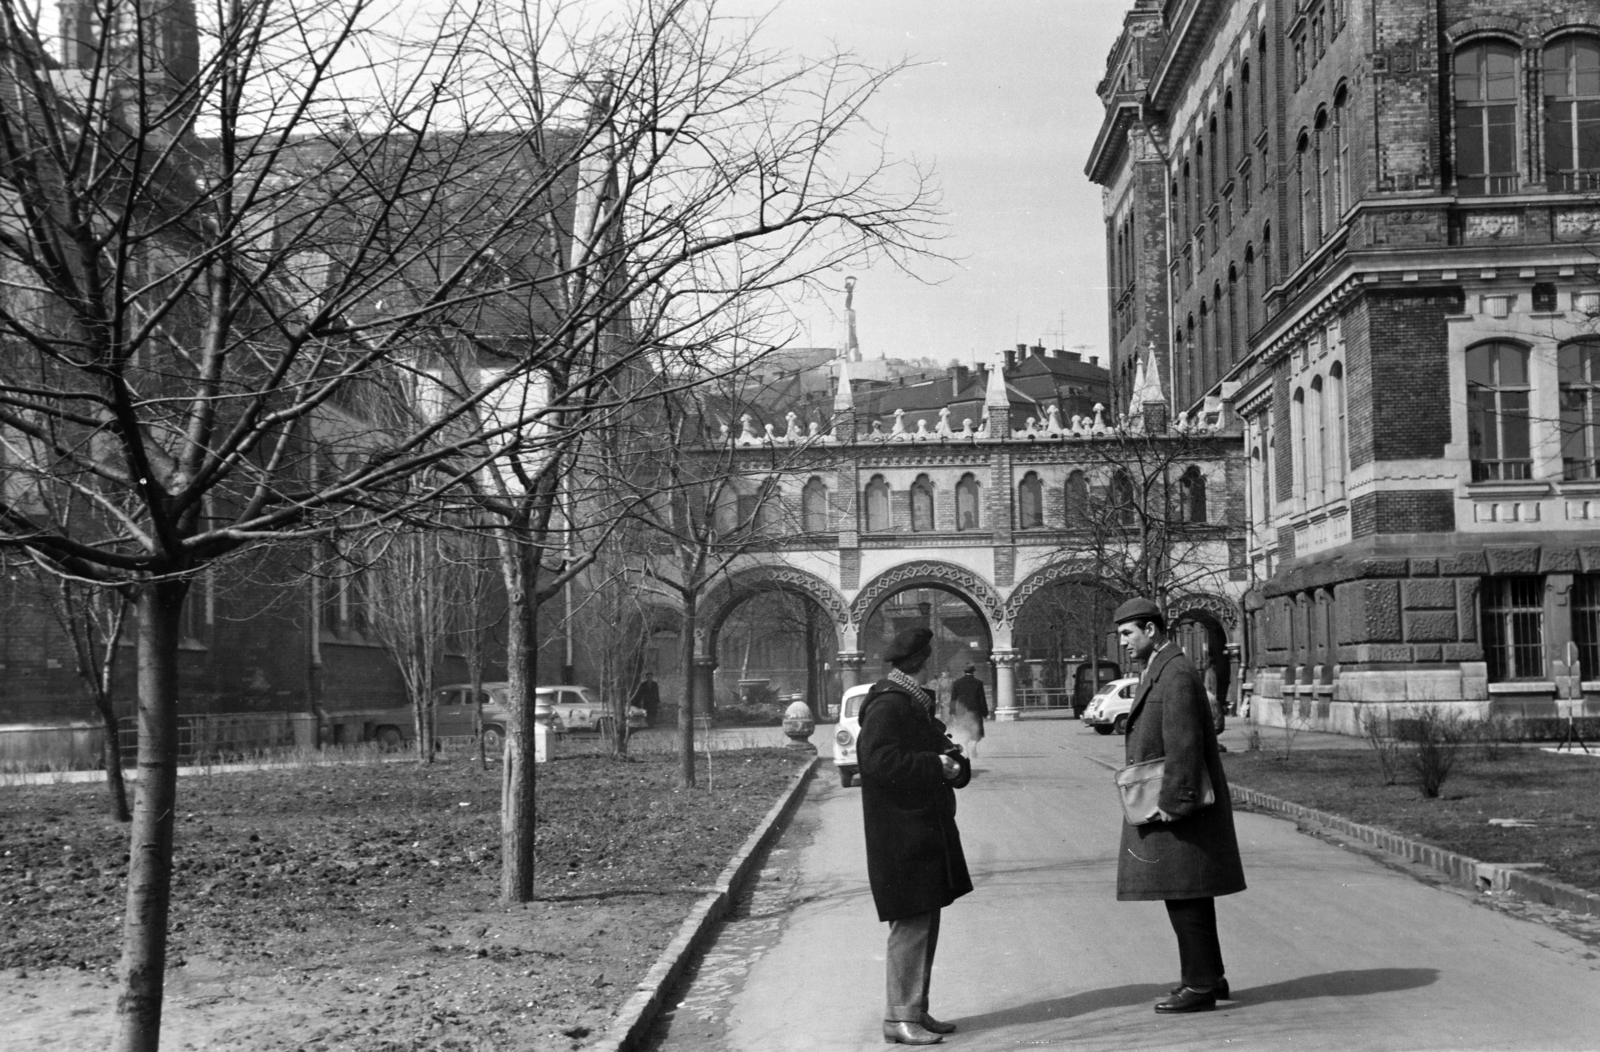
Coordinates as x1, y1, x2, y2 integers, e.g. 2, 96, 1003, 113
0, 748, 809, 1051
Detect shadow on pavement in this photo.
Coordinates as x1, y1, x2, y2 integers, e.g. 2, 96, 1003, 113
956, 983, 1170, 1029
1231, 967, 1439, 1004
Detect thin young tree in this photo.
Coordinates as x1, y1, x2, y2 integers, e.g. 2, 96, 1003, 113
360, 528, 453, 762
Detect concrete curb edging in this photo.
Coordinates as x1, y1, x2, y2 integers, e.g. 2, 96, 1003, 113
1231, 782, 1600, 918
593, 755, 821, 1052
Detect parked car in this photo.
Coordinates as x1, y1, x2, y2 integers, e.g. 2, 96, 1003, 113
1081, 676, 1141, 735
832, 683, 874, 787
537, 685, 648, 734
433, 683, 564, 753
1071, 661, 1123, 716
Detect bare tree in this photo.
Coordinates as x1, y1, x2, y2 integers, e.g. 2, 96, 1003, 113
361, 529, 452, 762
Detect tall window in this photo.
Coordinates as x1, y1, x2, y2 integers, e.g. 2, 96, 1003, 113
1297, 132, 1315, 259
1179, 467, 1207, 524
1309, 376, 1327, 503
1482, 576, 1546, 681
1292, 387, 1308, 499
864, 475, 890, 531
1544, 37, 1600, 191
1326, 363, 1346, 499
1574, 574, 1600, 678
1467, 341, 1533, 481
1018, 472, 1044, 529
1110, 471, 1136, 526
1207, 116, 1217, 200
801, 477, 828, 532
1227, 266, 1239, 364
955, 473, 981, 531
1258, 35, 1269, 129
1262, 223, 1272, 287
1065, 470, 1089, 527
1334, 86, 1351, 213
1212, 283, 1224, 379
1243, 245, 1255, 333
910, 475, 935, 532
1316, 109, 1333, 236
1240, 63, 1251, 140
1455, 42, 1520, 195
1223, 92, 1234, 173
1559, 339, 1600, 478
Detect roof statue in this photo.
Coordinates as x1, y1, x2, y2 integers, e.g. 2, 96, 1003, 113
839, 276, 861, 363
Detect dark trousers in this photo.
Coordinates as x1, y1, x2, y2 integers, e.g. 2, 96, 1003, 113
885, 909, 940, 1021
1165, 897, 1224, 989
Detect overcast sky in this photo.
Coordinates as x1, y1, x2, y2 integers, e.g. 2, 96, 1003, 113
726, 0, 1129, 366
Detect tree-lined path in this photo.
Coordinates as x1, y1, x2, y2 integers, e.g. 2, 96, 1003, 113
648, 721, 1600, 1051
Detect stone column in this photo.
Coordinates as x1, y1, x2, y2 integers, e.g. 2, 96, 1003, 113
992, 649, 1022, 721
836, 651, 867, 691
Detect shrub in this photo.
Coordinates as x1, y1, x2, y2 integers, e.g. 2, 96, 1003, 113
1359, 708, 1402, 786
1402, 706, 1467, 799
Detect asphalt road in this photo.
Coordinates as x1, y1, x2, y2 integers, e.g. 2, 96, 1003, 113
646, 719, 1600, 1052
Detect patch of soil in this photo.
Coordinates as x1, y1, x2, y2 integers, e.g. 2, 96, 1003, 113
1224, 747, 1600, 894
0, 749, 808, 1050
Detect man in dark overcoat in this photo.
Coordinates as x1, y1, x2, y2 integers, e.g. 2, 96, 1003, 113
1113, 598, 1246, 1014
628, 673, 661, 728
857, 626, 973, 1046
947, 665, 987, 758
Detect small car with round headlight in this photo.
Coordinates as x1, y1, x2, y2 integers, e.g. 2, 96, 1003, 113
1081, 676, 1141, 735
832, 683, 874, 787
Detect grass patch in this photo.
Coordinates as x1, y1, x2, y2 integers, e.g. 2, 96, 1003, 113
1224, 748, 1600, 896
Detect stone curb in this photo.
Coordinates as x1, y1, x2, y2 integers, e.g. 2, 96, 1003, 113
592, 755, 821, 1052
1231, 782, 1600, 918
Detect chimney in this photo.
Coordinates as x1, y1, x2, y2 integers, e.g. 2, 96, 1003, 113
947, 364, 968, 399
1004, 349, 1017, 369
1030, 344, 1046, 359
1089, 356, 1100, 366
1064, 350, 1081, 362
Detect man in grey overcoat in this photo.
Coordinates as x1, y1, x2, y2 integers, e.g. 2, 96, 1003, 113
1113, 598, 1246, 1013
858, 626, 973, 1045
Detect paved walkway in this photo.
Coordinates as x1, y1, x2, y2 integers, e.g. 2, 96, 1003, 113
647, 719, 1600, 1052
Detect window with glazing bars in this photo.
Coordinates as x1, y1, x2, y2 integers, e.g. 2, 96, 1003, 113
1482, 576, 1545, 681
1544, 37, 1600, 191
1559, 340, 1600, 478
1467, 342, 1532, 481
1573, 575, 1600, 680
1455, 43, 1520, 195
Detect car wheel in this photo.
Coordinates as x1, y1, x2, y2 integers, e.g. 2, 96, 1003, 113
839, 767, 854, 788
1112, 714, 1129, 736
481, 726, 504, 754
375, 726, 403, 751
1093, 725, 1114, 736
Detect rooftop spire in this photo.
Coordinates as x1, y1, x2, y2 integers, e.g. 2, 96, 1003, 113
833, 355, 854, 411
984, 348, 1010, 409
1132, 342, 1164, 407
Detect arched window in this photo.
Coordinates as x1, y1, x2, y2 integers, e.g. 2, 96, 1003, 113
1018, 472, 1044, 529
1227, 265, 1239, 366
1207, 115, 1218, 203
1309, 375, 1327, 503
910, 475, 936, 532
1065, 470, 1089, 527
1243, 244, 1255, 333
1179, 466, 1207, 524
1559, 339, 1600, 478
1544, 37, 1600, 190
1467, 341, 1532, 480
955, 473, 981, 531
1326, 362, 1347, 498
1258, 34, 1269, 129
1454, 41, 1520, 195
1110, 471, 1136, 526
864, 475, 891, 532
1262, 223, 1272, 287
1315, 109, 1332, 238
1197, 302, 1209, 404
712, 484, 740, 535
1296, 130, 1314, 259
1212, 282, 1224, 382
1334, 85, 1351, 214
755, 479, 781, 530
1223, 92, 1234, 173
1182, 158, 1192, 236
1240, 63, 1251, 140
1292, 387, 1308, 499
801, 477, 828, 532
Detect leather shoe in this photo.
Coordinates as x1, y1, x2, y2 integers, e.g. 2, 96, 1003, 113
1168, 977, 1229, 1000
882, 1020, 943, 1045
1155, 986, 1217, 1013
920, 1013, 957, 1034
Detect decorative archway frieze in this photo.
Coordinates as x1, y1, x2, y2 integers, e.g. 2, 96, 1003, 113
1169, 591, 1240, 633
851, 560, 1006, 630
701, 564, 853, 639
1002, 560, 1113, 624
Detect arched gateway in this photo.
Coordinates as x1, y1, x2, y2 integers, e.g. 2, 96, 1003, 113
662, 349, 1248, 720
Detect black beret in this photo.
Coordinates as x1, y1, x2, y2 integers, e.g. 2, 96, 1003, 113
1112, 597, 1164, 627
884, 626, 934, 664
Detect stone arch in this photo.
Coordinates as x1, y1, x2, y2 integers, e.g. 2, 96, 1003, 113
1003, 560, 1112, 624
851, 560, 1006, 632
700, 564, 851, 664
1170, 592, 1241, 711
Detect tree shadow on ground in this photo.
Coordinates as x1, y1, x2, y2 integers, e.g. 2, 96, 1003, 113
957, 968, 1438, 1031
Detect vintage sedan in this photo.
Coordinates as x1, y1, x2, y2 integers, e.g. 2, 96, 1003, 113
831, 683, 874, 787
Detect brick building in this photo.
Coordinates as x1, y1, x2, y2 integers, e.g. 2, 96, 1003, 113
1090, 0, 1600, 730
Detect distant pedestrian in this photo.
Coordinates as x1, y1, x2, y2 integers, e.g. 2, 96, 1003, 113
948, 665, 987, 760
629, 672, 661, 728
857, 627, 972, 1045
1112, 598, 1246, 1014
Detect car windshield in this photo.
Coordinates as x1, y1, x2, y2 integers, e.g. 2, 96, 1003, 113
843, 695, 865, 718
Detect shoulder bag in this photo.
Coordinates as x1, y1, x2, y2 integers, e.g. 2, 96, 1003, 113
1114, 756, 1214, 826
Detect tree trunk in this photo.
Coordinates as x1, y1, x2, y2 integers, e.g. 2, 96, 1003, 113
94, 687, 131, 823
678, 594, 697, 788
113, 578, 188, 1052
804, 602, 819, 719
498, 535, 538, 903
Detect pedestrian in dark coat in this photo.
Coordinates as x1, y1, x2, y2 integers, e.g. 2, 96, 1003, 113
1113, 598, 1246, 1015
628, 673, 661, 728
947, 665, 987, 758
858, 627, 972, 1046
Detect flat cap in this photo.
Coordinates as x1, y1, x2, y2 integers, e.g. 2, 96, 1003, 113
1111, 597, 1164, 627
884, 626, 934, 664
